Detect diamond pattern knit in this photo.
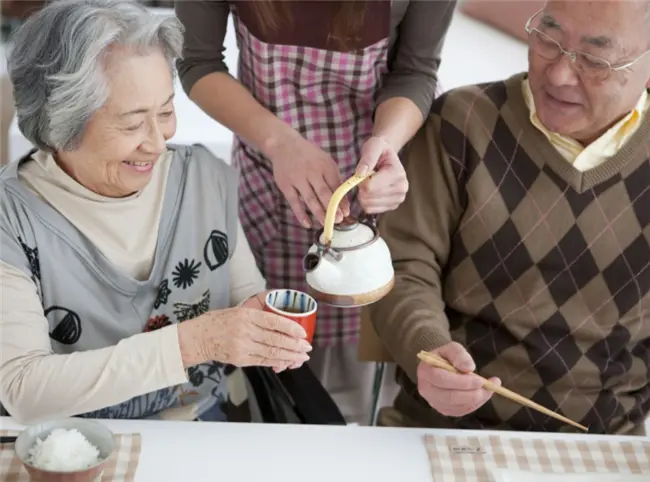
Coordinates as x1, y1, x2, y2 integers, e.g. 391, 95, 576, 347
372, 73, 650, 434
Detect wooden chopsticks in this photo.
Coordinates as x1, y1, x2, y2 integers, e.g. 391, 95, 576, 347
417, 351, 588, 432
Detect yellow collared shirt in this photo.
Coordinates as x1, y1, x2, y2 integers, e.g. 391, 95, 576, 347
522, 79, 649, 171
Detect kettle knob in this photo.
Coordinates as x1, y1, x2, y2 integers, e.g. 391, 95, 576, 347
336, 214, 377, 230
335, 217, 359, 232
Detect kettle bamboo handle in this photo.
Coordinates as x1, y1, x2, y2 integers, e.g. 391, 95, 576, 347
322, 172, 374, 245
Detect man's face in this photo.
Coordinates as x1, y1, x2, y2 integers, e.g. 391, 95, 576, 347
527, 1, 650, 145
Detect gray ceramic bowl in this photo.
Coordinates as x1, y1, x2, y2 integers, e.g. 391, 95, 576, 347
14, 418, 116, 482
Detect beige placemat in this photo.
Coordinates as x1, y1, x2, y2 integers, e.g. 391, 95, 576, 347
424, 433, 650, 482
0, 430, 141, 481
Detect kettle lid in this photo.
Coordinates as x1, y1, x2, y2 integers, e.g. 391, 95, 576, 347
318, 218, 375, 249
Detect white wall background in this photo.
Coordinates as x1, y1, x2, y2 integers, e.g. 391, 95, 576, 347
6, 6, 529, 163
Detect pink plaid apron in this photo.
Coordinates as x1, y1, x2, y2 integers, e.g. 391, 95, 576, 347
231, 11, 389, 347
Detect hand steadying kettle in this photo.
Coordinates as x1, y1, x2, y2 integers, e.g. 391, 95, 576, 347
303, 172, 395, 308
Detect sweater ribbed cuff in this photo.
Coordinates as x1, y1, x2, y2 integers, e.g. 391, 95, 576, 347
400, 321, 452, 385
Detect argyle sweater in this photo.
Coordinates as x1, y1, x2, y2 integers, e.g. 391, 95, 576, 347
371, 72, 650, 435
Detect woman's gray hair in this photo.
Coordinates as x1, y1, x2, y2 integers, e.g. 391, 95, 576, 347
7, 0, 184, 152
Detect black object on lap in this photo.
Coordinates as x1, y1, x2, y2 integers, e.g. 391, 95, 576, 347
243, 365, 346, 425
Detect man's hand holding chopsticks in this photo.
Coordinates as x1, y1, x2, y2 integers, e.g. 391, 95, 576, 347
416, 342, 502, 417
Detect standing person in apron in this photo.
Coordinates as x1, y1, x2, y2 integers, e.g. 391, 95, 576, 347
175, 0, 456, 423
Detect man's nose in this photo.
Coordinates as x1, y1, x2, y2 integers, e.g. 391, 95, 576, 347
545, 53, 580, 87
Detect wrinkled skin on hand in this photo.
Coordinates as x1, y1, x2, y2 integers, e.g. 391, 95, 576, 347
270, 133, 349, 228
178, 298, 312, 373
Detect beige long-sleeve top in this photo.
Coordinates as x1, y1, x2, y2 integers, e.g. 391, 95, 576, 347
0, 150, 266, 422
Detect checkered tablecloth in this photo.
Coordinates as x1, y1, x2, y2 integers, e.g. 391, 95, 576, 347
0, 430, 141, 481
424, 433, 650, 482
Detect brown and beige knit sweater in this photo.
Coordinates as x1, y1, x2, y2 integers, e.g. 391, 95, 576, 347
370, 72, 650, 435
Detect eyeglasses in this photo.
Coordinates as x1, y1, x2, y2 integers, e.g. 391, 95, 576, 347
524, 9, 650, 82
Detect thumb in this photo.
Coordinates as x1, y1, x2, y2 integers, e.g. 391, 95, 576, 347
487, 376, 501, 388
435, 342, 476, 373
355, 140, 383, 177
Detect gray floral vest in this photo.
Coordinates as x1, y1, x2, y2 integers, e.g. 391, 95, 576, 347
0, 144, 239, 421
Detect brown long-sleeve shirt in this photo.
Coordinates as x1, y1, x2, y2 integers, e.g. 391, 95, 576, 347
370, 73, 650, 435
175, 0, 457, 119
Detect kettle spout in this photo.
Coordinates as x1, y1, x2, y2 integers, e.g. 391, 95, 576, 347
304, 250, 343, 298
303, 252, 321, 272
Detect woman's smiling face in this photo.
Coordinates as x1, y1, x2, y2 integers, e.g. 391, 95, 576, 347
55, 47, 177, 198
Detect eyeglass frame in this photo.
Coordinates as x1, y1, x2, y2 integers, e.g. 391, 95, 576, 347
524, 8, 650, 79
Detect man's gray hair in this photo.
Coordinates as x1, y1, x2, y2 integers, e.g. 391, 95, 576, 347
7, 0, 184, 152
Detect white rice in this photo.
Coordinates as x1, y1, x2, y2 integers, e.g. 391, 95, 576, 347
26, 428, 101, 472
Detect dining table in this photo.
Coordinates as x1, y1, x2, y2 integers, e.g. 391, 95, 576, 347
2, 415, 649, 482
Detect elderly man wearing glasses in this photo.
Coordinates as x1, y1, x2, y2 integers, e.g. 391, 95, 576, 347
369, 0, 650, 435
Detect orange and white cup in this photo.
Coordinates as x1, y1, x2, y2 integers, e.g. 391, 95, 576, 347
263, 289, 317, 344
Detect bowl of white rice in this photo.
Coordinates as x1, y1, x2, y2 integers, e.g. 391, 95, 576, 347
14, 418, 116, 482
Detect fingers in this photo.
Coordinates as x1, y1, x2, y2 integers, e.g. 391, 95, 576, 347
337, 196, 351, 219
282, 185, 312, 228
417, 363, 499, 417
321, 162, 349, 219
357, 164, 408, 214
250, 345, 310, 364
359, 161, 404, 192
243, 338, 310, 368
251, 313, 312, 368
301, 174, 352, 226
419, 365, 484, 391
435, 342, 476, 373
247, 311, 311, 366
415, 343, 498, 418
278, 149, 350, 226
252, 329, 312, 355
307, 177, 335, 225
251, 311, 307, 339
359, 194, 405, 214
246, 337, 311, 366
250, 352, 309, 368
273, 359, 307, 373
355, 137, 385, 176
437, 386, 495, 416
322, 157, 344, 193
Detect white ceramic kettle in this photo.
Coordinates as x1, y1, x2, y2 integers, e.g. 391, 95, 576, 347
303, 173, 395, 308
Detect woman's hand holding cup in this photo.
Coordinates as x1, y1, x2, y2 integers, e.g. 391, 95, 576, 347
262, 289, 318, 372
177, 294, 313, 371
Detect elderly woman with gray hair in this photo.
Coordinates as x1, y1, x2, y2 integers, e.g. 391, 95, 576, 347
0, 0, 313, 425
